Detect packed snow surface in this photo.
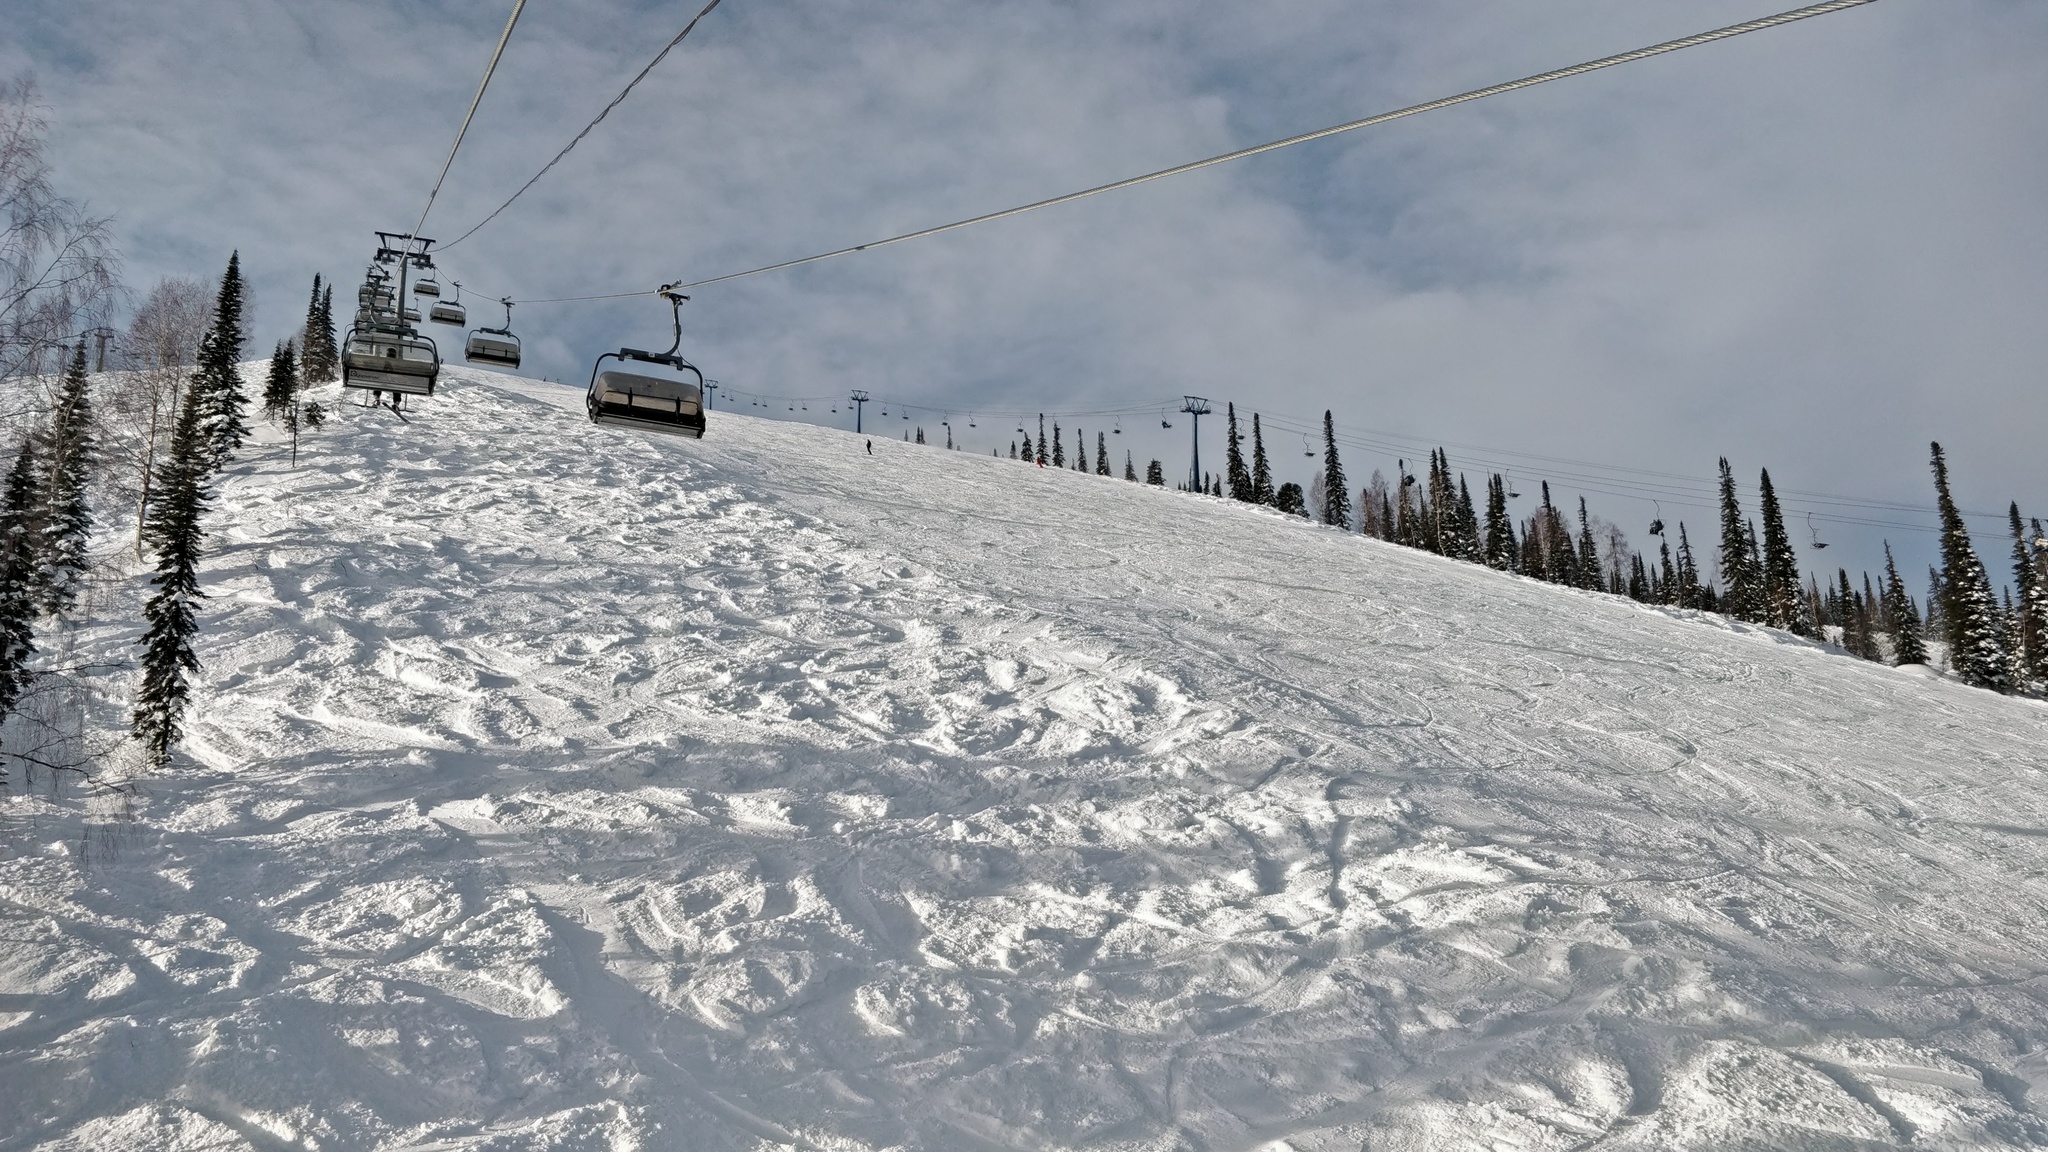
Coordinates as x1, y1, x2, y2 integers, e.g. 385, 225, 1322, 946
7, 368, 2048, 1151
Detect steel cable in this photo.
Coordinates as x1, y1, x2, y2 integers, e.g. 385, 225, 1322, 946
438, 0, 726, 252
415, 0, 530, 238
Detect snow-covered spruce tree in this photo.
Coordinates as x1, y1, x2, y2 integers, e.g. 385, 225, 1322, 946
2009, 503, 2048, 687
1929, 442, 2006, 689
0, 441, 45, 741
1035, 416, 1047, 466
1146, 458, 1164, 486
1835, 569, 1867, 657
1075, 431, 1088, 471
1051, 424, 1064, 468
914, 425, 925, 444
1716, 459, 1762, 622
1483, 475, 1513, 570
1095, 433, 1109, 476
262, 340, 297, 424
1757, 468, 1807, 635
1453, 474, 1481, 562
192, 251, 249, 470
39, 341, 96, 617
1274, 481, 1307, 517
1224, 404, 1249, 500
299, 274, 332, 383
320, 284, 337, 376
1675, 523, 1709, 609
1575, 499, 1601, 591
1020, 432, 1032, 462
133, 381, 214, 768
1124, 451, 1135, 481
1319, 411, 1349, 529
1249, 414, 1273, 505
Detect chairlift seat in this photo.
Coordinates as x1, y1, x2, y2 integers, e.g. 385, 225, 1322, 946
430, 300, 467, 326
414, 277, 441, 298
341, 326, 439, 395
465, 330, 521, 369
587, 367, 705, 437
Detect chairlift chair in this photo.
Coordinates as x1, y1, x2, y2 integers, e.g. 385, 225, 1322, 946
341, 322, 440, 396
414, 275, 441, 298
465, 298, 522, 369
1807, 512, 1829, 550
430, 282, 467, 326
585, 286, 706, 438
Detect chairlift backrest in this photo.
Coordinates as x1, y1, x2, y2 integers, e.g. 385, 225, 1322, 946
465, 329, 521, 369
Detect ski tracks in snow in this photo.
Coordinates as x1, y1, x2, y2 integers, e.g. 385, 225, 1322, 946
6, 371, 2048, 1150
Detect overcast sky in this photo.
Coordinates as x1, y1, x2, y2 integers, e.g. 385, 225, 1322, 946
6, 0, 2044, 588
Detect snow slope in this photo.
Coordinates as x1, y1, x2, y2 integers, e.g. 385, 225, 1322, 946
7, 366, 2048, 1151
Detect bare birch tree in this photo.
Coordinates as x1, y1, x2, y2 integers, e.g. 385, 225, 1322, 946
0, 77, 122, 416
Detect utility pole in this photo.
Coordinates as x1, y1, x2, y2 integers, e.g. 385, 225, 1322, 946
704, 380, 719, 410
850, 389, 869, 433
1180, 395, 1211, 492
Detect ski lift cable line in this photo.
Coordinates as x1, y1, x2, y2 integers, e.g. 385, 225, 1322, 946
414, 0, 531, 239
439, 0, 727, 252
513, 0, 1876, 304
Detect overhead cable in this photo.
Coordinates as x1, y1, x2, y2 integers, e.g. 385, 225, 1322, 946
579, 0, 1873, 299
439, 0, 727, 252
508, 0, 1879, 302
415, 0, 530, 238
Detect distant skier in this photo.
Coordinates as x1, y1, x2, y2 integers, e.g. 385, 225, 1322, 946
866, 439, 872, 455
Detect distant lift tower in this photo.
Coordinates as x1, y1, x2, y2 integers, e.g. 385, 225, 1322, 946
1181, 395, 1212, 492
849, 389, 870, 433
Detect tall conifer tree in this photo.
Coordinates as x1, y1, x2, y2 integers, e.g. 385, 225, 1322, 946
193, 252, 250, 469
1096, 432, 1110, 476
1675, 523, 1704, 609
1717, 459, 1762, 621
1757, 468, 1806, 634
1124, 451, 1136, 481
0, 442, 44, 737
300, 274, 332, 382
1929, 442, 2006, 689
1483, 475, 1514, 570
315, 284, 337, 382
262, 340, 299, 423
133, 372, 216, 767
41, 341, 96, 617
1224, 404, 1250, 500
1036, 416, 1047, 466
1575, 498, 1601, 591
1319, 411, 1349, 529
2009, 503, 2048, 687
1249, 414, 1273, 505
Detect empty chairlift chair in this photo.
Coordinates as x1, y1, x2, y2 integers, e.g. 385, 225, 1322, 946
584, 286, 706, 438
342, 324, 440, 396
464, 298, 521, 369
430, 281, 467, 326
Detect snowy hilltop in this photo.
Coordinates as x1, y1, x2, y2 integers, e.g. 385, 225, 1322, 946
6, 367, 2048, 1151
